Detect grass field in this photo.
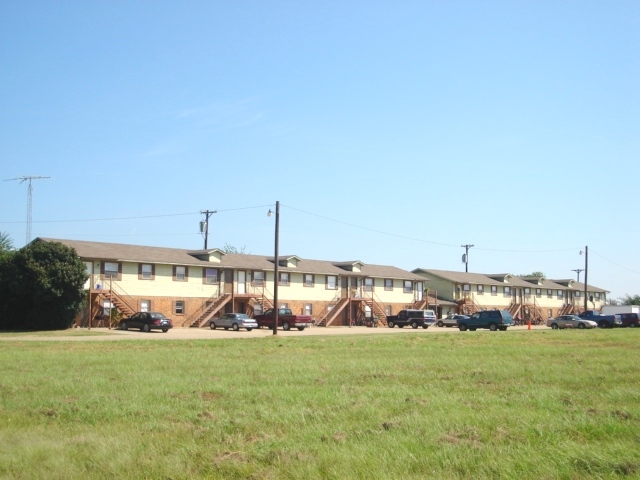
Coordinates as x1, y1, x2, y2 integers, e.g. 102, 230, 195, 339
0, 329, 638, 479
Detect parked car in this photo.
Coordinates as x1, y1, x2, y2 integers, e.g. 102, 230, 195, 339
457, 310, 513, 331
254, 308, 312, 331
209, 313, 258, 331
119, 312, 173, 332
547, 315, 597, 330
578, 310, 622, 328
386, 309, 436, 329
616, 313, 639, 328
437, 314, 468, 328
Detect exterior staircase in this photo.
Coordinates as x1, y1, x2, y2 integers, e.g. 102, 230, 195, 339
184, 293, 232, 328
316, 297, 349, 327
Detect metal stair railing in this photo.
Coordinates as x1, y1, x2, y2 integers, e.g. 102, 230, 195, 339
181, 286, 221, 327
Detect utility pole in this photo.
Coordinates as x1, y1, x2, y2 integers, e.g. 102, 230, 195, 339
200, 210, 217, 249
571, 268, 584, 282
461, 244, 474, 273
4, 175, 50, 244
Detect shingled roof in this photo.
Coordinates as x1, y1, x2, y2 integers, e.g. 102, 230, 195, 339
36, 238, 425, 281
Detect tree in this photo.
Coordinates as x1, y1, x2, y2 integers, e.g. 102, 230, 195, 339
222, 243, 248, 254
0, 232, 13, 261
518, 272, 545, 277
0, 240, 88, 330
618, 294, 640, 305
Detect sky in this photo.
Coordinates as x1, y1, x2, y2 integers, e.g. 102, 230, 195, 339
1, 1, 639, 300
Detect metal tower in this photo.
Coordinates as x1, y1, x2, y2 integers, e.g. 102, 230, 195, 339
4, 175, 50, 243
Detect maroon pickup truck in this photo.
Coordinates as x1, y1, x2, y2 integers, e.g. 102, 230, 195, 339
254, 308, 313, 331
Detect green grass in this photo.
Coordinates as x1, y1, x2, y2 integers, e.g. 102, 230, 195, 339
0, 330, 638, 479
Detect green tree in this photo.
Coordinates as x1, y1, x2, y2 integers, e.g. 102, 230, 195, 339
518, 271, 545, 277
618, 294, 640, 305
0, 240, 88, 330
222, 243, 248, 254
0, 232, 13, 260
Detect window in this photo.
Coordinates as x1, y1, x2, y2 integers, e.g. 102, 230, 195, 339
173, 266, 188, 281
547, 289, 553, 298
403, 281, 412, 293
304, 274, 314, 287
462, 284, 471, 292
557, 290, 564, 299
326, 275, 337, 290
304, 304, 312, 315
547, 309, 553, 319
364, 278, 374, 292
575, 290, 581, 297
385, 305, 392, 316
102, 300, 112, 317
254, 303, 263, 316
384, 279, 393, 291
204, 268, 218, 284
252, 271, 265, 286
140, 300, 150, 312
174, 300, 184, 315
524, 288, 530, 297
139, 264, 155, 280
103, 261, 119, 279
504, 286, 511, 297
595, 292, 601, 300
477, 285, 484, 295
536, 288, 542, 297
278, 272, 290, 286
491, 286, 498, 296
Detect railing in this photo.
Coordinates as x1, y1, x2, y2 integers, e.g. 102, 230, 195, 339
182, 287, 223, 327
92, 274, 137, 316
317, 290, 344, 326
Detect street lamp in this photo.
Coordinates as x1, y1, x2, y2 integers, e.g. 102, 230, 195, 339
579, 246, 588, 311
267, 202, 280, 335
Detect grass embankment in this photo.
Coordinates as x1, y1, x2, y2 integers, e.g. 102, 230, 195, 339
0, 330, 638, 479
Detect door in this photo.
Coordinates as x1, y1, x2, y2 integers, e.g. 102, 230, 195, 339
237, 271, 246, 294
415, 282, 423, 301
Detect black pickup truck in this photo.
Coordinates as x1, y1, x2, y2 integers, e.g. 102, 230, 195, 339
386, 309, 436, 329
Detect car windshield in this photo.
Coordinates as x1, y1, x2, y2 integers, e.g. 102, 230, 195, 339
149, 312, 168, 319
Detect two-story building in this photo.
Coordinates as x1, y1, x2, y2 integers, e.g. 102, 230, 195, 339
38, 238, 430, 328
412, 268, 608, 321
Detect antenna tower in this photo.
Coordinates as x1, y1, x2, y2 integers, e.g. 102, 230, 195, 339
4, 175, 50, 243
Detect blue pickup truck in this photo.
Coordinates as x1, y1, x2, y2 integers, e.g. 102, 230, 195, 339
578, 310, 622, 328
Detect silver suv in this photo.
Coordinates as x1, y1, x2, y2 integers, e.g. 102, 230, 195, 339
209, 313, 258, 331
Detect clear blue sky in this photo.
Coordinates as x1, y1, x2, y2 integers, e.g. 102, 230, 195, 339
1, 1, 638, 299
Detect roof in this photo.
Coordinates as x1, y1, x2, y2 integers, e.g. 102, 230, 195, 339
413, 268, 607, 292
36, 238, 424, 280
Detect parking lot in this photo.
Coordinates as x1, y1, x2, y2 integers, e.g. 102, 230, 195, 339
0, 324, 548, 341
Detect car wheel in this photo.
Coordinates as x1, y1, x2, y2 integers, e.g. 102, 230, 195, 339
411, 321, 418, 329
142, 324, 150, 333
120, 322, 128, 331
232, 323, 239, 331
489, 323, 498, 331
422, 325, 429, 329
388, 321, 395, 328
246, 328, 252, 332
469, 327, 477, 331
459, 324, 467, 331
598, 321, 608, 329
282, 321, 291, 331
297, 327, 305, 331
437, 321, 444, 327
398, 325, 404, 328
210, 322, 216, 330
551, 323, 558, 329
223, 327, 229, 330
578, 323, 586, 329
630, 323, 637, 328
162, 328, 168, 333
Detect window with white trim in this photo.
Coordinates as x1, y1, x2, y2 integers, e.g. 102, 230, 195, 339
364, 278, 374, 292
304, 274, 314, 287
491, 286, 498, 296
104, 262, 119, 279
403, 281, 412, 293
174, 300, 184, 315
504, 286, 511, 297
278, 272, 290, 286
140, 300, 150, 312
384, 279, 393, 291
304, 304, 312, 315
477, 285, 484, 295
326, 275, 337, 290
